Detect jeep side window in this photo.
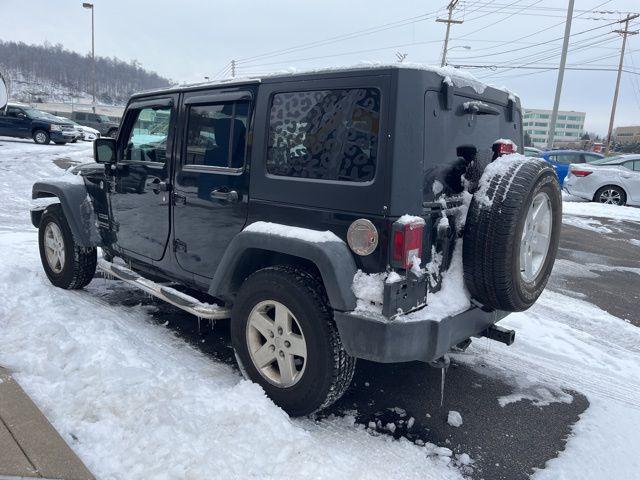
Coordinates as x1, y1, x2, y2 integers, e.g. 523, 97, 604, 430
75, 112, 86, 121
266, 88, 380, 182
123, 107, 172, 163
184, 101, 249, 169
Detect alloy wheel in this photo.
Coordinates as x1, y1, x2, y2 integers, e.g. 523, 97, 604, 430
520, 192, 552, 282
245, 300, 307, 388
599, 189, 622, 205
44, 222, 65, 274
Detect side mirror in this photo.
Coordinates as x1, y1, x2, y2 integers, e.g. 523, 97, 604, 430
94, 137, 116, 164
17, 112, 27, 119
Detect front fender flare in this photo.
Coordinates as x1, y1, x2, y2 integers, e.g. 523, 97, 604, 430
32, 178, 100, 247
208, 223, 358, 311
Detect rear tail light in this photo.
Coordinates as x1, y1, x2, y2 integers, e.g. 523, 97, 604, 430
391, 218, 425, 269
492, 140, 516, 159
570, 169, 593, 177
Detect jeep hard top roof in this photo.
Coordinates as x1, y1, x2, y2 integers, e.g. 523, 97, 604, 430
130, 63, 519, 106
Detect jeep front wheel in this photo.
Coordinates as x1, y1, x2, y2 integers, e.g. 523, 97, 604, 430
231, 266, 355, 416
38, 204, 97, 289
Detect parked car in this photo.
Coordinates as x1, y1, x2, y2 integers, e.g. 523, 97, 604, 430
57, 116, 100, 141
524, 146, 542, 157
540, 149, 604, 185
31, 65, 561, 416
0, 104, 78, 144
564, 154, 640, 206
69, 111, 119, 138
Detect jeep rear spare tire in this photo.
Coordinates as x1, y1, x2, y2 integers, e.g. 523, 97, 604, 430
463, 158, 561, 311
231, 266, 356, 416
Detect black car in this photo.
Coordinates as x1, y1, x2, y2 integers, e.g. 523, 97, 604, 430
69, 111, 119, 138
0, 104, 79, 144
30, 66, 562, 416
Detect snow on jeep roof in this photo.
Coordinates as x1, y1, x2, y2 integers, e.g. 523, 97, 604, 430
135, 62, 518, 100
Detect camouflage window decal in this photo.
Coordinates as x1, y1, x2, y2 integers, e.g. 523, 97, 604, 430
266, 88, 380, 182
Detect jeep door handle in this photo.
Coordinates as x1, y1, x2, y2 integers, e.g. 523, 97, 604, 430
150, 178, 170, 194
210, 189, 239, 203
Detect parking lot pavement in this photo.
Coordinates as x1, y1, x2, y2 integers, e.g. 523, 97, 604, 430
0, 367, 94, 480
90, 214, 638, 480
551, 218, 640, 325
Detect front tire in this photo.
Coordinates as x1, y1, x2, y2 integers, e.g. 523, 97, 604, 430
594, 185, 626, 206
38, 204, 97, 289
231, 266, 355, 416
33, 130, 50, 145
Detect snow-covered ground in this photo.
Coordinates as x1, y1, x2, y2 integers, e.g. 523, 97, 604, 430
0, 138, 462, 479
1, 137, 639, 479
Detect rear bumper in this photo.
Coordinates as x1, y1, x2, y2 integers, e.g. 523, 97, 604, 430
334, 306, 509, 363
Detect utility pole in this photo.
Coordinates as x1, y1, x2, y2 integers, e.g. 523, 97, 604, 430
82, 3, 96, 113
231, 60, 236, 78
547, 0, 574, 150
604, 13, 639, 155
437, 1, 463, 67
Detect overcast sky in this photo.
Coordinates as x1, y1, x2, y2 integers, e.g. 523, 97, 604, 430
1, 0, 638, 134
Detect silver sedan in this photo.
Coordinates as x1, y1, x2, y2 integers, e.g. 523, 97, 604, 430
564, 154, 640, 206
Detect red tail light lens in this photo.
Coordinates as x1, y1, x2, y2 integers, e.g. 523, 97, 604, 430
570, 169, 593, 177
391, 219, 424, 269
497, 142, 515, 155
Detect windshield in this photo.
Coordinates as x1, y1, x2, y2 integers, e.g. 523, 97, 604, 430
590, 155, 628, 165
23, 108, 66, 122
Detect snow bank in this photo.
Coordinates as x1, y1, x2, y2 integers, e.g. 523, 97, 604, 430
0, 232, 464, 480
244, 221, 342, 243
562, 201, 640, 223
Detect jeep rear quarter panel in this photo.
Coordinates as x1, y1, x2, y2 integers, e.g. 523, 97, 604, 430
247, 71, 395, 274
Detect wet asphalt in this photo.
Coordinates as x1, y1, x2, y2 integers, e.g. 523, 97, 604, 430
92, 212, 640, 480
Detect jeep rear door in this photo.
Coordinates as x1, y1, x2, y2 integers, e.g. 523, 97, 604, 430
171, 88, 254, 279
108, 94, 178, 261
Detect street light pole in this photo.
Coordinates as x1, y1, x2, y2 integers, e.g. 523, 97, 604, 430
82, 3, 95, 113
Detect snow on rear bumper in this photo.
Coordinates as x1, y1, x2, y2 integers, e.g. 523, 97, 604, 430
334, 306, 508, 363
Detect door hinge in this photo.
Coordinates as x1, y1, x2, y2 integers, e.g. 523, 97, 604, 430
173, 239, 187, 253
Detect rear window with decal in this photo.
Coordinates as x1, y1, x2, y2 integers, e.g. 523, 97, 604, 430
266, 88, 381, 183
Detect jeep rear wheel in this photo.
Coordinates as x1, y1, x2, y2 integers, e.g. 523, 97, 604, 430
38, 204, 97, 289
463, 159, 562, 311
231, 266, 355, 416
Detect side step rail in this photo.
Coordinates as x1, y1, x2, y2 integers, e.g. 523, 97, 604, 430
97, 259, 231, 320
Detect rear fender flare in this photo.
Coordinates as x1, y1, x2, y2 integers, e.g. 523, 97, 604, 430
208, 225, 358, 311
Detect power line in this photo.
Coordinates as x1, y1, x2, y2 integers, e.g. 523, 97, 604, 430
449, 18, 621, 61
235, 6, 446, 66
449, 0, 613, 54
233, 38, 444, 70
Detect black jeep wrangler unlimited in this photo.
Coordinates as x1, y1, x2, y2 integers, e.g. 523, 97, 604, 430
31, 66, 561, 416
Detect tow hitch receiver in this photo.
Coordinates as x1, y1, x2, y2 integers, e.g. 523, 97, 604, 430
481, 324, 515, 346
